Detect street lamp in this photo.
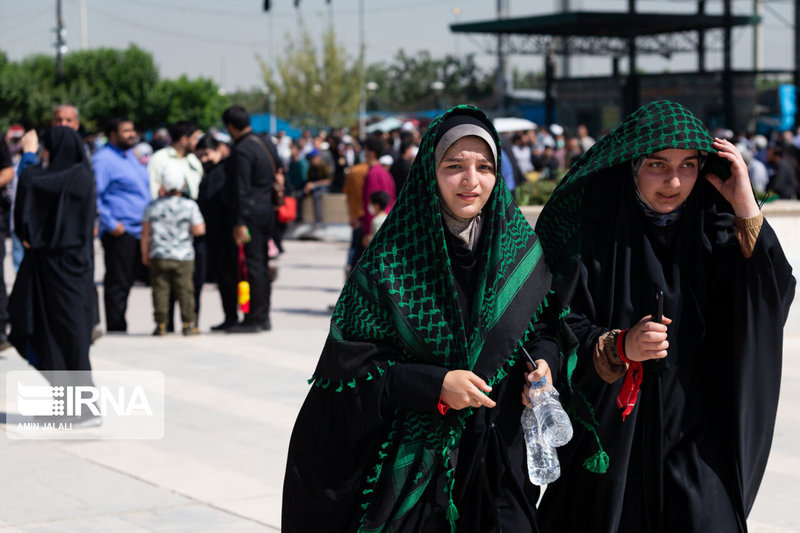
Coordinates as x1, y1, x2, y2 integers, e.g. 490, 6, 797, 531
452, 7, 462, 58
359, 81, 379, 140
365, 81, 379, 111
431, 80, 445, 111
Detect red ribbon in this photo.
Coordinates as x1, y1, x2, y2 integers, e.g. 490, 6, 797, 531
237, 244, 248, 282
615, 329, 642, 421
437, 399, 450, 415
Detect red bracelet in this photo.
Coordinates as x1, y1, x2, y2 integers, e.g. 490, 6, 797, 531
437, 399, 450, 415
615, 329, 631, 364
614, 328, 642, 421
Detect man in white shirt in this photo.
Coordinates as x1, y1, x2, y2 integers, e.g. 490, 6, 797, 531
147, 121, 204, 200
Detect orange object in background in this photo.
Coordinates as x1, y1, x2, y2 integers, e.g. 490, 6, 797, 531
237, 244, 250, 313
237, 280, 250, 313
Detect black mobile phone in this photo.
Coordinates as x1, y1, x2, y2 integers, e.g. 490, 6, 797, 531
654, 289, 664, 324
521, 346, 537, 370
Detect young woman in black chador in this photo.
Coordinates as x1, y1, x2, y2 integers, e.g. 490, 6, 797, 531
535, 100, 795, 532
283, 106, 565, 532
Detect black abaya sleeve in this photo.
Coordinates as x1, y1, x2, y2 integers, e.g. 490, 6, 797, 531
282, 339, 452, 532
710, 220, 795, 516
523, 308, 563, 384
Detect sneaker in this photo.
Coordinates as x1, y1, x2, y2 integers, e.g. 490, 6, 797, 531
182, 322, 200, 336
152, 323, 167, 336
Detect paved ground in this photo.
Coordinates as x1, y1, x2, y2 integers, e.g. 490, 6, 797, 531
0, 224, 798, 531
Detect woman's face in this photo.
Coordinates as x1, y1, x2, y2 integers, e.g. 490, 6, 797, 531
636, 149, 699, 213
196, 147, 221, 165
436, 136, 496, 219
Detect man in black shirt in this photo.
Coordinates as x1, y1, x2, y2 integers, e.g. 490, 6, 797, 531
221, 106, 276, 333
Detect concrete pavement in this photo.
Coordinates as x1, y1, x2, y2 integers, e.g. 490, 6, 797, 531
0, 222, 798, 531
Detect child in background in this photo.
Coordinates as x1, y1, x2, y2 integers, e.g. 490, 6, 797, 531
141, 164, 206, 336
363, 190, 390, 247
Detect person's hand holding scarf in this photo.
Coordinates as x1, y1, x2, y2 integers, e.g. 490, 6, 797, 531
705, 138, 760, 219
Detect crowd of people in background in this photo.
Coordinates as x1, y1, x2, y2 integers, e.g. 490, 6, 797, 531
500, 119, 800, 201
3, 105, 800, 349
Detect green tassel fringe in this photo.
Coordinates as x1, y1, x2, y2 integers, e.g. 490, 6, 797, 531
583, 449, 610, 473
446, 499, 459, 532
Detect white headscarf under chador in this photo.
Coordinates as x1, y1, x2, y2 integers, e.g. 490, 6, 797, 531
433, 116, 499, 250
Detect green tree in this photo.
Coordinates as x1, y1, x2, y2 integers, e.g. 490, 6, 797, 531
0, 45, 224, 132
146, 76, 228, 131
512, 67, 544, 90
260, 24, 362, 130
61, 45, 159, 130
0, 53, 61, 129
366, 51, 493, 112
225, 88, 272, 115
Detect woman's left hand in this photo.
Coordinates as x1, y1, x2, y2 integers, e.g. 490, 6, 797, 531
705, 138, 760, 218
521, 359, 552, 408
441, 370, 497, 410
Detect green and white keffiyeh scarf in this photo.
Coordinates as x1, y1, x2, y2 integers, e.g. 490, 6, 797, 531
311, 105, 555, 531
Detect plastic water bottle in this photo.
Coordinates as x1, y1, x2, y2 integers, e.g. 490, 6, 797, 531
521, 406, 560, 485
529, 377, 573, 447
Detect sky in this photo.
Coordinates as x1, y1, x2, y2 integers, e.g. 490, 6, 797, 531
0, 0, 796, 93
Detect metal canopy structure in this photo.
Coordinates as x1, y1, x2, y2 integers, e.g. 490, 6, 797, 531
452, 11, 757, 57
451, 11, 757, 38
450, 8, 763, 127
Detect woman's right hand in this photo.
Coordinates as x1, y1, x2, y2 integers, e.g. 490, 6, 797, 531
624, 315, 672, 362
440, 370, 496, 410
20, 130, 38, 154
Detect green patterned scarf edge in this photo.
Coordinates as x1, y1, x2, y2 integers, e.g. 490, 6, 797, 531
354, 294, 562, 532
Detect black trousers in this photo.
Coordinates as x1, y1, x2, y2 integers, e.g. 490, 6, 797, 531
101, 231, 141, 332
240, 218, 272, 325
211, 229, 239, 325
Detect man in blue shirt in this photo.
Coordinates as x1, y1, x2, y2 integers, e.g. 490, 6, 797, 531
94, 118, 150, 332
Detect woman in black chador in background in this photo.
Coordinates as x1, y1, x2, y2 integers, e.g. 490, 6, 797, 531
10, 126, 96, 380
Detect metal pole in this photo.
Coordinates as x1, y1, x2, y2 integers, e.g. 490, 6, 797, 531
270, 9, 275, 135
55, 0, 65, 84
545, 43, 555, 127
753, 0, 762, 71
496, 0, 506, 112
624, 0, 639, 116
270, 92, 276, 135
559, 0, 570, 77
80, 0, 88, 51
698, 0, 706, 72
723, 0, 735, 128
358, 0, 366, 141
795, 0, 800, 130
